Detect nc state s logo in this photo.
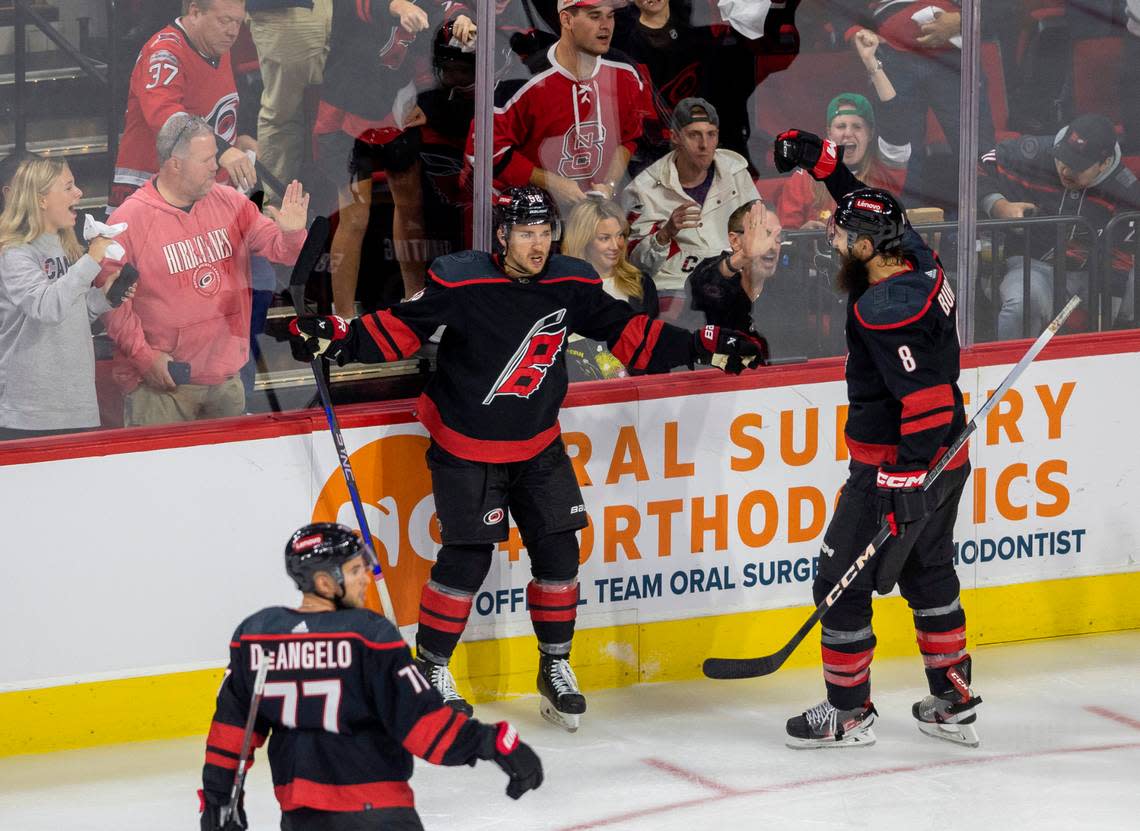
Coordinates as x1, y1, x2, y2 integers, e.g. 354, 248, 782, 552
483, 309, 567, 404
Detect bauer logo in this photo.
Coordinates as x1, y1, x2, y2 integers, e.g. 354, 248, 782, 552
484, 508, 505, 525
312, 433, 438, 627
853, 198, 884, 213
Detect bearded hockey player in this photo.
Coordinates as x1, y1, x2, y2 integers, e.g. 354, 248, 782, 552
771, 129, 981, 749
288, 186, 766, 732
199, 523, 542, 831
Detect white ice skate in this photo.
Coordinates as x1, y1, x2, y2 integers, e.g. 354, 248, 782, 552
537, 653, 586, 732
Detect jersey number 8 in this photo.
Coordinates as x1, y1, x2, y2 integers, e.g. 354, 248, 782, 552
898, 345, 917, 372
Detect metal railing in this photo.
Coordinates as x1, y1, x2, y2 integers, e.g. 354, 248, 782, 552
1101, 211, 1140, 328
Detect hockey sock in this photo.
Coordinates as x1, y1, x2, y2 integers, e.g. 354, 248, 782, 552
821, 624, 876, 710
912, 598, 968, 695
527, 580, 578, 656
416, 580, 474, 663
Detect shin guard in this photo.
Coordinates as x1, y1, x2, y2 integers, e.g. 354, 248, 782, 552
527, 579, 578, 656
416, 581, 474, 664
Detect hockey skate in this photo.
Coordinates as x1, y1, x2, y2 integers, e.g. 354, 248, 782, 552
785, 699, 877, 749
913, 659, 981, 747
537, 652, 586, 732
416, 658, 473, 717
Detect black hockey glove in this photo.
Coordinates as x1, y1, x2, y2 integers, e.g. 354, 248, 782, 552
198, 790, 246, 831
479, 721, 543, 800
288, 314, 349, 364
876, 467, 930, 537
774, 129, 843, 180
692, 325, 768, 375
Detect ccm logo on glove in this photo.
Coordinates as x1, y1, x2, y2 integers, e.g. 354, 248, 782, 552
876, 470, 927, 489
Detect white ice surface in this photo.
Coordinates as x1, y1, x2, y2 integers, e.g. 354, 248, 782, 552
2, 631, 1138, 830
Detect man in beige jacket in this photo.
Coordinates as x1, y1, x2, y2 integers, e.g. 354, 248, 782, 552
622, 97, 758, 322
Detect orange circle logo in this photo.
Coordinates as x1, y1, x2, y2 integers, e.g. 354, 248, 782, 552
311, 433, 438, 626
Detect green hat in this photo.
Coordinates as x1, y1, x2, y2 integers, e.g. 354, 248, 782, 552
826, 93, 875, 129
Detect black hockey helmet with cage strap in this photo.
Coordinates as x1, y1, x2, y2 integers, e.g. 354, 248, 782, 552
285, 523, 363, 594
494, 186, 562, 242
832, 187, 907, 253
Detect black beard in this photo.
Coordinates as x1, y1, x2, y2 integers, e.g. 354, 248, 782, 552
836, 250, 871, 296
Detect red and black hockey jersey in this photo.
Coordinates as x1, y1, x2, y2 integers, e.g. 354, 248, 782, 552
113, 20, 239, 196
477, 44, 653, 191
824, 164, 967, 473
340, 252, 695, 463
201, 606, 485, 815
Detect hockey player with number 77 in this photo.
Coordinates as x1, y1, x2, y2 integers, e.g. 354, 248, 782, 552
287, 186, 767, 732
771, 129, 981, 749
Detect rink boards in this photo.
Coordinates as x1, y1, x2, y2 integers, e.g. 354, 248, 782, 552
1, 332, 1138, 755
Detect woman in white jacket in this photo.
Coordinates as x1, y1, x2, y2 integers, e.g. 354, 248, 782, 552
0, 156, 131, 441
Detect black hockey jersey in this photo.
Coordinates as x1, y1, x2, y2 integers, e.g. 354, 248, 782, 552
201, 607, 483, 815
340, 252, 696, 462
824, 164, 967, 473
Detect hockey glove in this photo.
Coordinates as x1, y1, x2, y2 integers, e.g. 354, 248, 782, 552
693, 326, 768, 375
288, 314, 349, 364
876, 467, 929, 537
479, 721, 543, 800
774, 129, 842, 180
198, 790, 246, 831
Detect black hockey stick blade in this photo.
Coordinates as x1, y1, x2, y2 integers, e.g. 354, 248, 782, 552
702, 651, 787, 680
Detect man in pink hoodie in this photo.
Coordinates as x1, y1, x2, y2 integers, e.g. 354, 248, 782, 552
102, 114, 309, 425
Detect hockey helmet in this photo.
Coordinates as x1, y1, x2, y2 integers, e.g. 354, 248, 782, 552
832, 187, 906, 253
284, 523, 363, 594
494, 186, 562, 242
432, 20, 475, 89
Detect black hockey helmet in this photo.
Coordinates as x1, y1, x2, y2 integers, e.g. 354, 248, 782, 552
432, 20, 475, 89
832, 187, 906, 253
494, 186, 562, 242
284, 523, 363, 594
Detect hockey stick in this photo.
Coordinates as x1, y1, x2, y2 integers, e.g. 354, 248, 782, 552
219, 657, 270, 826
289, 217, 399, 626
703, 295, 1081, 680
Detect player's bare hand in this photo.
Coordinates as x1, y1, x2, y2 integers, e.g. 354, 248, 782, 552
389, 0, 429, 33
854, 29, 880, 65
87, 235, 115, 263
916, 11, 961, 48
219, 146, 257, 192
661, 201, 701, 241
543, 174, 587, 206
265, 180, 311, 233
144, 351, 177, 391
992, 199, 1037, 220
453, 15, 477, 45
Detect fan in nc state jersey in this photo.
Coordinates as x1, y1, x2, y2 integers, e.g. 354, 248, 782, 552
773, 129, 980, 751
199, 523, 542, 831
287, 186, 765, 733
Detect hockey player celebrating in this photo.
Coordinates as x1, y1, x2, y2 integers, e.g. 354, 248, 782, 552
199, 523, 543, 830
287, 186, 766, 731
771, 129, 981, 748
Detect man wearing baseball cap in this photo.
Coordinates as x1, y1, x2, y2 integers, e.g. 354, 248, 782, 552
776, 92, 908, 230
622, 97, 759, 321
979, 113, 1140, 338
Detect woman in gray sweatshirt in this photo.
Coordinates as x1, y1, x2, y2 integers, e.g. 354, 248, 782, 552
0, 156, 131, 440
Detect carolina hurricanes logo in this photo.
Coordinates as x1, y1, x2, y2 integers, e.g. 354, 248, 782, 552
205, 92, 239, 143
192, 265, 221, 297
483, 508, 505, 525
484, 309, 568, 404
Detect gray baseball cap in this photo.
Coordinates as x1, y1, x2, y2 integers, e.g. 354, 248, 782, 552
672, 98, 720, 132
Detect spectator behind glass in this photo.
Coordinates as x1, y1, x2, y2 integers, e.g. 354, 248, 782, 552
845, 2, 995, 213
561, 196, 658, 381
245, 0, 332, 203
111, 0, 259, 209
101, 115, 309, 426
686, 200, 779, 333
1124, 0, 1140, 153
776, 93, 907, 230
978, 113, 1140, 339
479, 0, 652, 213
623, 97, 758, 322
0, 158, 133, 441
317, 1, 474, 314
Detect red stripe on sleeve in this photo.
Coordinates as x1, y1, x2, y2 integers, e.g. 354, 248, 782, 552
402, 708, 454, 759
900, 410, 953, 435
901, 385, 953, 420
206, 721, 247, 754
427, 711, 470, 764
376, 309, 422, 357
632, 318, 665, 371
361, 313, 399, 362
204, 750, 239, 770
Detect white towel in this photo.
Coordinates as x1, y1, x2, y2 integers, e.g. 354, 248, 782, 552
83, 214, 128, 261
